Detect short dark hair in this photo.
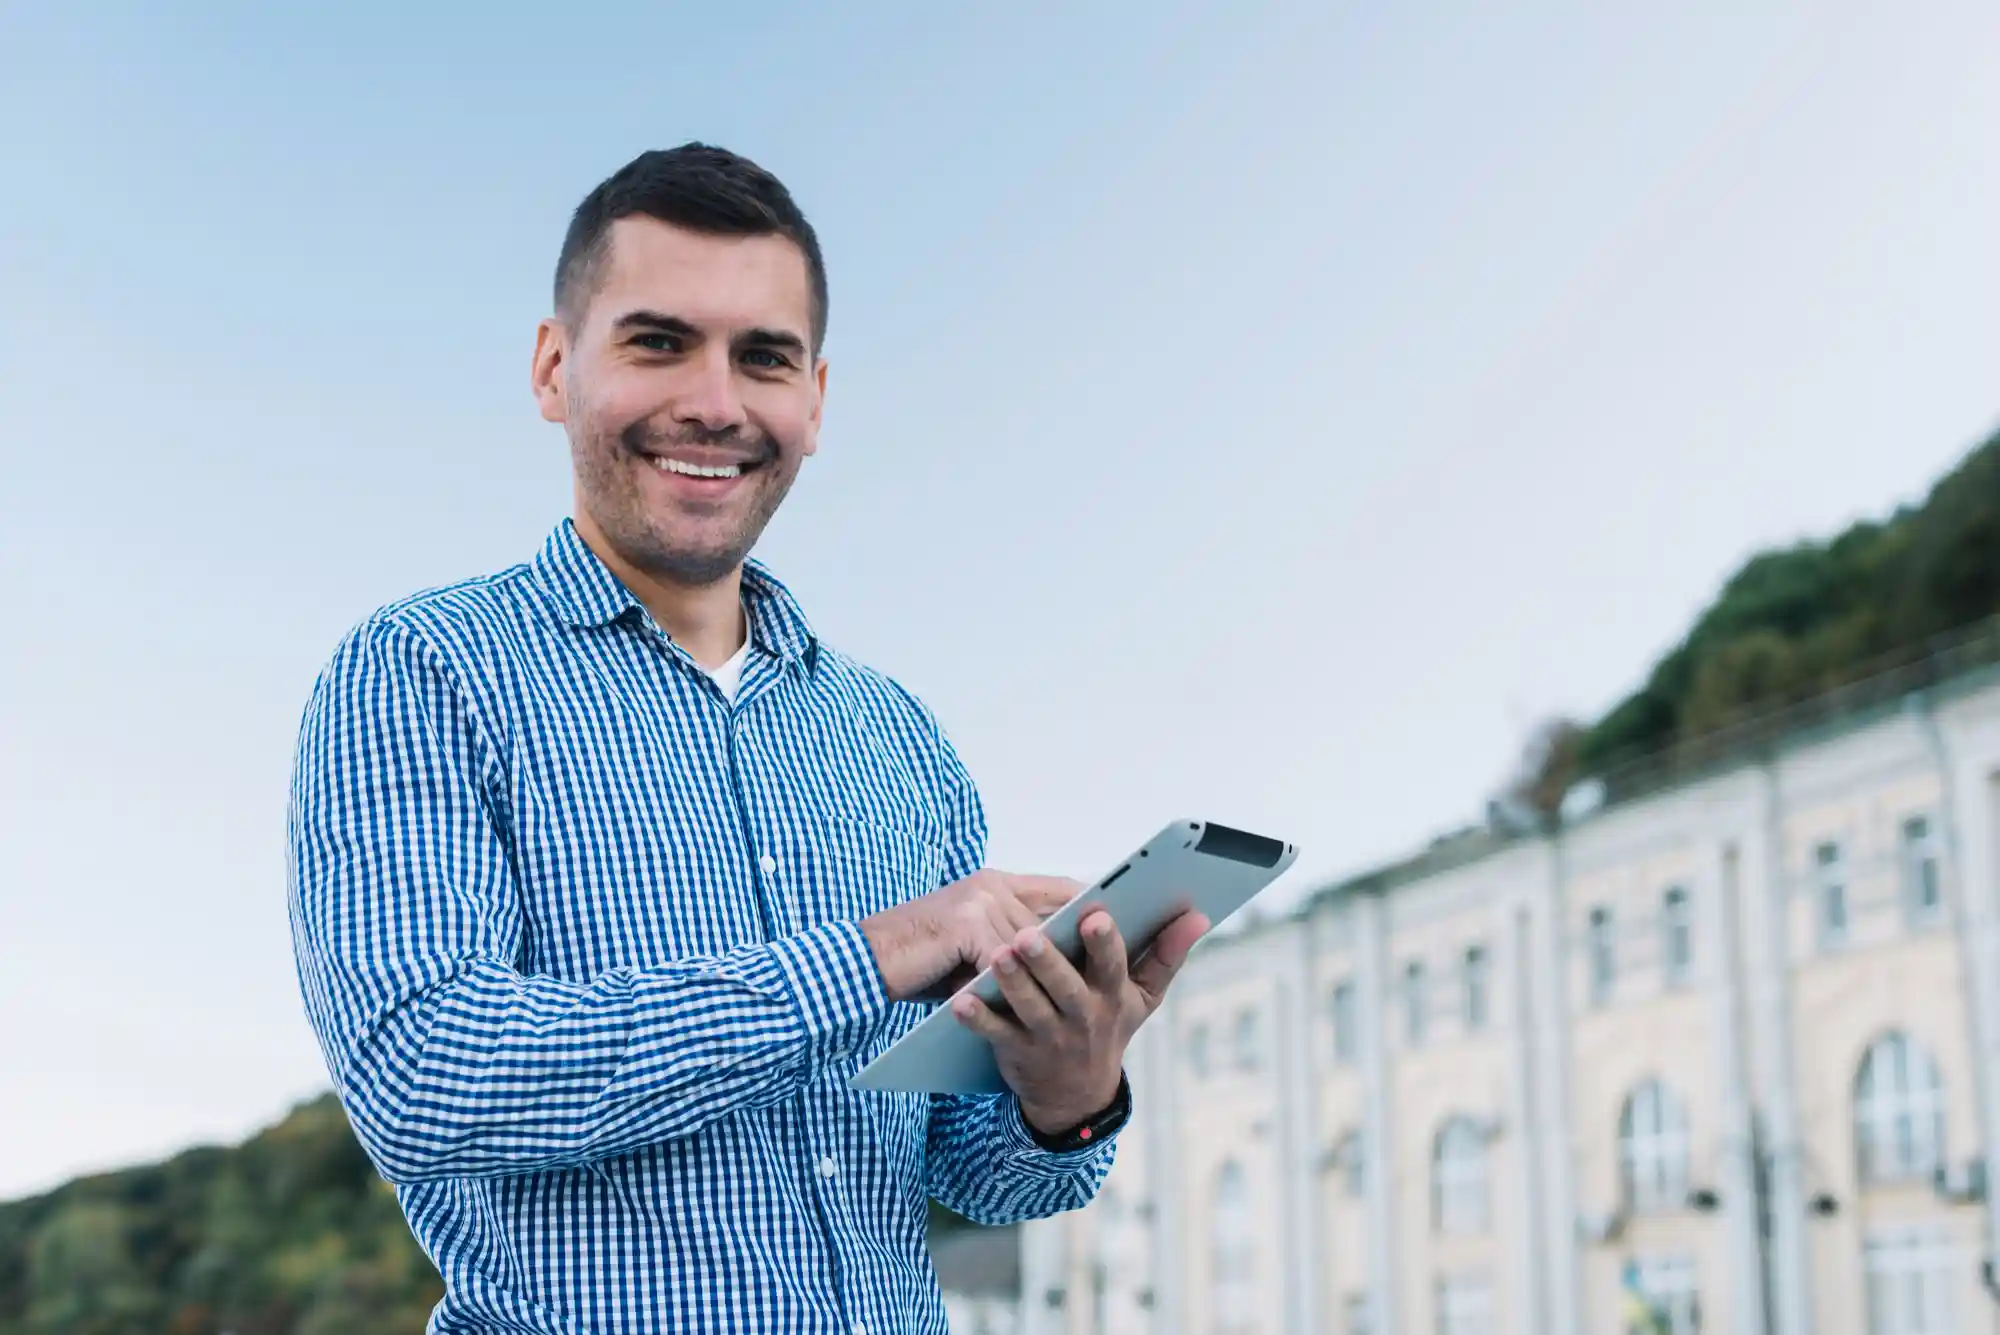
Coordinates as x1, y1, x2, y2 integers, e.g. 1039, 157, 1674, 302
554, 143, 829, 352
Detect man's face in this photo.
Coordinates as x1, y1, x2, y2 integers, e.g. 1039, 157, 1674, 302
534, 216, 824, 587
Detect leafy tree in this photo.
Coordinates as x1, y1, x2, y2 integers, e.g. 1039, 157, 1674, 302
0, 1096, 442, 1335
1581, 423, 2000, 774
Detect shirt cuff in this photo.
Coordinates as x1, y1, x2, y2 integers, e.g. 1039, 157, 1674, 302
992, 1093, 1121, 1176
742, 919, 893, 1059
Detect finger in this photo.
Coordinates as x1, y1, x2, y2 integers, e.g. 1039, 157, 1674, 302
991, 947, 1061, 1032
1130, 910, 1210, 1007
950, 992, 1020, 1043
979, 901, 1026, 971
1079, 909, 1129, 994
1015, 926, 1092, 1017
989, 890, 1043, 938
1002, 874, 1084, 919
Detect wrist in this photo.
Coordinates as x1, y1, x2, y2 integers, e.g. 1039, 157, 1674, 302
858, 909, 922, 1001
1020, 1068, 1127, 1140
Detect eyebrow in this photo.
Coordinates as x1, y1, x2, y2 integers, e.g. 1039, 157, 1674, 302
612, 310, 808, 358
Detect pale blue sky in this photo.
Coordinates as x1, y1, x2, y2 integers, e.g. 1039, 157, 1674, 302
1, 2, 1995, 1198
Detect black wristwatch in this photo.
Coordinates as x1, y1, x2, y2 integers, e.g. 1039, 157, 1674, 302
1023, 1072, 1132, 1152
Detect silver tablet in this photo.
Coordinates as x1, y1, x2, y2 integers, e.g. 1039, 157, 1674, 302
849, 818, 1298, 1096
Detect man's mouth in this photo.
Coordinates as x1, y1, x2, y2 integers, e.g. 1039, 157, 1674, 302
650, 455, 758, 480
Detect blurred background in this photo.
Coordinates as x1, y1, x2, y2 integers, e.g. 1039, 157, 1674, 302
1, 3, 1995, 1333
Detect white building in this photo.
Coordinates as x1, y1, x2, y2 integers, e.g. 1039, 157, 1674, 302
1023, 645, 2000, 1335
936, 1224, 1025, 1335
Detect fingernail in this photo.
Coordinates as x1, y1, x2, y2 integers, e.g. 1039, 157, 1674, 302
1021, 935, 1045, 958
952, 997, 977, 1020
1087, 918, 1109, 939
996, 950, 1019, 974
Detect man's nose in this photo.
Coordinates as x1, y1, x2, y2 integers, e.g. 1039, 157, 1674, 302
670, 345, 748, 434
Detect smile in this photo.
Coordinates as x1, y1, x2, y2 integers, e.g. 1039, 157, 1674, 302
649, 456, 759, 480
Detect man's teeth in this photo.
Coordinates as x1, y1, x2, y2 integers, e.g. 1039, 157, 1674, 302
654, 457, 743, 479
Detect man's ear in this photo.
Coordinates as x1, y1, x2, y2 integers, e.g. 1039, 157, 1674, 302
532, 318, 569, 423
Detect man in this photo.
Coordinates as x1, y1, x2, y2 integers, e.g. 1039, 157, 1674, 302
287, 143, 1208, 1335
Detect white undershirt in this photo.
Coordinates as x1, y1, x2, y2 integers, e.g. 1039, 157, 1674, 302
704, 630, 753, 703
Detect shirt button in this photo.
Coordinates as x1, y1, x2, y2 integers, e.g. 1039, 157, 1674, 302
853, 1325, 868, 1335
817, 1155, 839, 1180
759, 853, 778, 875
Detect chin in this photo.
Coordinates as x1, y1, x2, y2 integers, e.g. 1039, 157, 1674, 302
635, 536, 754, 587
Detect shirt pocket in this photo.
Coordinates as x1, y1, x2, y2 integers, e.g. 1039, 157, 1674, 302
796, 811, 949, 925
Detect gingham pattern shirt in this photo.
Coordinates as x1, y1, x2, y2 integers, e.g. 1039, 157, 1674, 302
287, 520, 1114, 1335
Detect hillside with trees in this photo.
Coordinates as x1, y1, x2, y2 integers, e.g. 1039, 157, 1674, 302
0, 1096, 437, 1335
1579, 422, 2000, 778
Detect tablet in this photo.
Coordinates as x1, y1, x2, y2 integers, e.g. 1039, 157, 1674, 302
848, 818, 1298, 1095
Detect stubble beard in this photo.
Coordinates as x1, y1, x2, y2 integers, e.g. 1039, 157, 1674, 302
572, 412, 796, 588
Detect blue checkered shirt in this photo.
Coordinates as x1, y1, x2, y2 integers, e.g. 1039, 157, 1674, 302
287, 520, 1114, 1334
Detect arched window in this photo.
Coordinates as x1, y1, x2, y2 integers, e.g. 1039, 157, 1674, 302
1432, 1117, 1490, 1233
1619, 1080, 1691, 1212
1855, 1032, 1946, 1183
1211, 1161, 1259, 1335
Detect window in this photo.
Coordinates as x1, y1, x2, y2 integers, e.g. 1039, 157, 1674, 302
1816, 840, 1849, 947
1619, 1080, 1692, 1213
1661, 886, 1693, 986
1435, 1274, 1493, 1335
1210, 1161, 1259, 1335
1462, 946, 1489, 1031
1331, 1131, 1366, 1198
1233, 1008, 1263, 1072
1855, 1032, 1946, 1183
1343, 1293, 1373, 1335
1331, 981, 1359, 1064
1587, 906, 1616, 1005
1188, 1023, 1210, 1077
1404, 962, 1428, 1047
1865, 1225, 1956, 1335
1432, 1117, 1490, 1233
1902, 816, 1942, 926
1624, 1256, 1700, 1335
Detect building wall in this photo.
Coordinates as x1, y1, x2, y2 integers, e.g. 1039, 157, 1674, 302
1022, 673, 2000, 1335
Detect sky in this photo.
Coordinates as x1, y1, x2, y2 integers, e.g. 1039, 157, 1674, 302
1, 2, 1995, 1201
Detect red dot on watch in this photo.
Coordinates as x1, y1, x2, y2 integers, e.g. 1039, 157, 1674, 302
1078, 1127, 1092, 1141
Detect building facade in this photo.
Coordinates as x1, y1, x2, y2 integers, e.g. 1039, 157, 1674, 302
1021, 664, 2000, 1335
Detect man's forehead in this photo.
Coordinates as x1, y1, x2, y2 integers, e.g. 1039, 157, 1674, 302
592, 216, 812, 332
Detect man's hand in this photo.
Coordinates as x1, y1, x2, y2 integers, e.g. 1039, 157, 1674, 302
860, 870, 1082, 1003
951, 906, 1209, 1135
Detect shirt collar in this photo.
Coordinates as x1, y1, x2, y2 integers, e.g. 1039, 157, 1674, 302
531, 519, 820, 669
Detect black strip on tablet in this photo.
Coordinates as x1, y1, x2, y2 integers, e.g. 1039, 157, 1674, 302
1098, 863, 1132, 891
1194, 823, 1285, 868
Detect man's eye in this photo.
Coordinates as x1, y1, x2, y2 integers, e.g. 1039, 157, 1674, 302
633, 333, 681, 353
742, 348, 792, 370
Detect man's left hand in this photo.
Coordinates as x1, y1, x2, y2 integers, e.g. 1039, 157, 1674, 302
950, 906, 1209, 1135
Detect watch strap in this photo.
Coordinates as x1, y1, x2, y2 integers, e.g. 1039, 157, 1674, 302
1024, 1072, 1132, 1153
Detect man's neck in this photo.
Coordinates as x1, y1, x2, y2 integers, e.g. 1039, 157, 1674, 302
573, 515, 747, 669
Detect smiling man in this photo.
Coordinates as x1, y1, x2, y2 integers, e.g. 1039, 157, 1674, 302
286, 144, 1207, 1335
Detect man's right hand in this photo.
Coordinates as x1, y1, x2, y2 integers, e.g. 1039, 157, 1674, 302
860, 870, 1083, 1003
